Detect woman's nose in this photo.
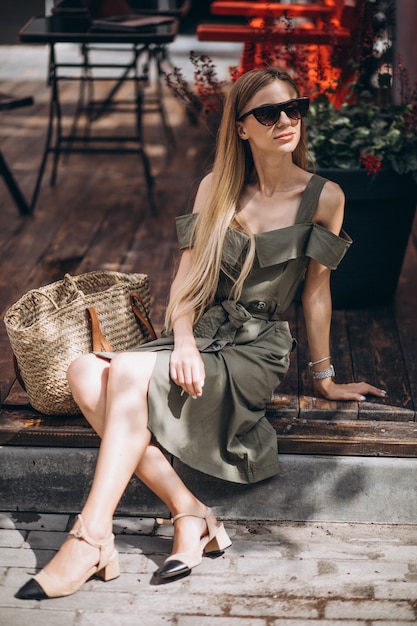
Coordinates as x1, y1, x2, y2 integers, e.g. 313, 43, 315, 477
276, 111, 291, 126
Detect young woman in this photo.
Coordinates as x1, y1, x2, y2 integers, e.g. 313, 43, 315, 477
16, 67, 386, 600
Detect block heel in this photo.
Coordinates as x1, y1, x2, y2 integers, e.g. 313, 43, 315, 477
156, 506, 232, 580
204, 522, 232, 555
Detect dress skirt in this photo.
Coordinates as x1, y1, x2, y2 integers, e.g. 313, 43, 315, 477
97, 302, 294, 484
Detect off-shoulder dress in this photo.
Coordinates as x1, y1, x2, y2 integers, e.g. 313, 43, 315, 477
99, 174, 351, 484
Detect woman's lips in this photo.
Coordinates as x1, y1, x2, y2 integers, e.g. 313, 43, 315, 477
274, 132, 296, 141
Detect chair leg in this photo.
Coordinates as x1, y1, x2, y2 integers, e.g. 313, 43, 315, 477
0, 150, 31, 215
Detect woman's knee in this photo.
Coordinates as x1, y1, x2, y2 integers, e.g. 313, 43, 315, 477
67, 353, 108, 398
107, 352, 156, 392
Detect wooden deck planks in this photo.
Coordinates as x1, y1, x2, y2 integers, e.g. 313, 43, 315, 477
1, 74, 417, 456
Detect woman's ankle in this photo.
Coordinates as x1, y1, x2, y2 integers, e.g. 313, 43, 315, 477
75, 512, 113, 543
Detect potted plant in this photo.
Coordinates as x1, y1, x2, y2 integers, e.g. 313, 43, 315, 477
306, 76, 417, 307
304, 1, 417, 308
165, 0, 417, 308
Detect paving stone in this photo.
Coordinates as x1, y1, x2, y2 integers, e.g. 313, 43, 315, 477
0, 512, 70, 532
117, 551, 152, 574
79, 612, 177, 626
113, 516, 156, 535
175, 615, 264, 626
23, 530, 68, 550
0, 528, 26, 548
272, 622, 368, 626
236, 556, 318, 580
0, 547, 42, 569
325, 599, 416, 621
0, 607, 78, 626
229, 597, 319, 619
3, 513, 417, 624
374, 581, 417, 599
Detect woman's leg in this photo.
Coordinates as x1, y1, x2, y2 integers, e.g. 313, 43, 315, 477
44, 352, 211, 582
68, 354, 214, 558
35, 351, 160, 584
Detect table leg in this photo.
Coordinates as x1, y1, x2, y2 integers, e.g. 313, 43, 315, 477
30, 43, 60, 211
0, 150, 31, 215
134, 45, 156, 215
149, 44, 176, 155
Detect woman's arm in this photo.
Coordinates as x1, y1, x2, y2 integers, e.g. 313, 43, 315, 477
302, 181, 386, 401
168, 174, 214, 399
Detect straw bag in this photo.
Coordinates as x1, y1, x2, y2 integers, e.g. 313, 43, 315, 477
4, 271, 156, 415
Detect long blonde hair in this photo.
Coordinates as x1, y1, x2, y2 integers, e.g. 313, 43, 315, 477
165, 68, 308, 329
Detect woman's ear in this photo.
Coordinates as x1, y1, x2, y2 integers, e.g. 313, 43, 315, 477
237, 122, 248, 140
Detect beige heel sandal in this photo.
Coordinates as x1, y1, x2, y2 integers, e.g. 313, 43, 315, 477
15, 514, 119, 600
156, 506, 232, 580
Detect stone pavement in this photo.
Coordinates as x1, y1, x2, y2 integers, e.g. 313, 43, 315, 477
1, 511, 417, 625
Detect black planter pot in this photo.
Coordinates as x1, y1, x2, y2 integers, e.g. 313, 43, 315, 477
317, 169, 417, 309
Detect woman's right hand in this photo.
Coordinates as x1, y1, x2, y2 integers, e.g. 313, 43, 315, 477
170, 342, 206, 399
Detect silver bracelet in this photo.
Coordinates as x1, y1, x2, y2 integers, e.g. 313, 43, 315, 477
308, 356, 331, 367
311, 365, 335, 380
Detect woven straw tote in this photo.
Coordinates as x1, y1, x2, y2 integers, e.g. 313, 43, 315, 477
4, 271, 155, 415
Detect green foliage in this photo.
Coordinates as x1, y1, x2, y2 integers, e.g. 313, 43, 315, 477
307, 93, 417, 182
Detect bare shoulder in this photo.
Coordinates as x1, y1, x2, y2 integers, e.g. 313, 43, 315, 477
320, 179, 345, 206
314, 178, 345, 234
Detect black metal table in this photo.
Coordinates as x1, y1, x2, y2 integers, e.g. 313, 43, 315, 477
18, 14, 180, 214
0, 93, 34, 215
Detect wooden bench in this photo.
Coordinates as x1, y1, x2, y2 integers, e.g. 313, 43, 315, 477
0, 69, 416, 463
210, 1, 336, 19
197, 23, 351, 46
197, 0, 357, 44
2, 299, 417, 457
197, 0, 362, 106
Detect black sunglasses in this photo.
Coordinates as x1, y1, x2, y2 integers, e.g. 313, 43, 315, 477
237, 97, 309, 126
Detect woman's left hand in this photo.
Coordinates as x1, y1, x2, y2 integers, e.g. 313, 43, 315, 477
313, 378, 387, 402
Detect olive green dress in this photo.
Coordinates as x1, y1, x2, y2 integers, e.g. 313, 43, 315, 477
100, 175, 351, 484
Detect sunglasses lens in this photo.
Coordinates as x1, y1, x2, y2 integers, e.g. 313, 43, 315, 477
282, 99, 309, 120
252, 99, 309, 125
294, 98, 309, 119
284, 103, 302, 120
253, 105, 277, 126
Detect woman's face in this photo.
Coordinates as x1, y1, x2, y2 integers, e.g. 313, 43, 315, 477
236, 79, 302, 156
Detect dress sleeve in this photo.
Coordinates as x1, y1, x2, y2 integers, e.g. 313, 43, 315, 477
305, 223, 352, 269
175, 213, 198, 249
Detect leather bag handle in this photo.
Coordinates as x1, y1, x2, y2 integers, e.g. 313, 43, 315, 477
86, 307, 113, 353
130, 291, 157, 341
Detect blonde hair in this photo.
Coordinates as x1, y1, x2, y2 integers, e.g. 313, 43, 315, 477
165, 68, 308, 329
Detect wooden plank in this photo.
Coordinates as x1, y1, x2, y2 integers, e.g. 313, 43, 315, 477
0, 409, 100, 447
271, 418, 417, 457
3, 409, 417, 456
296, 305, 358, 420
346, 306, 414, 420
293, 302, 414, 422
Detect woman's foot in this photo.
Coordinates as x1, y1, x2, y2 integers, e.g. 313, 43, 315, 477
156, 506, 232, 580
15, 514, 119, 600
